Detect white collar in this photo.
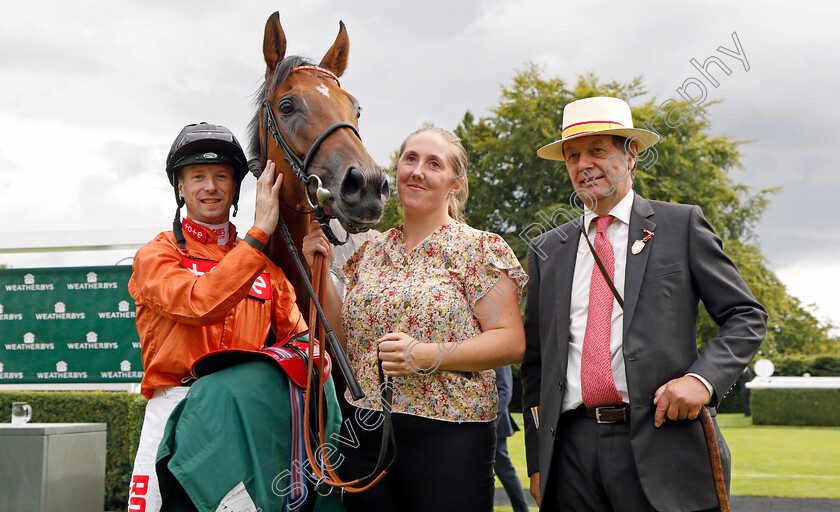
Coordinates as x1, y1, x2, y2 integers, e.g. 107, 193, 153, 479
190, 219, 232, 245
583, 189, 635, 232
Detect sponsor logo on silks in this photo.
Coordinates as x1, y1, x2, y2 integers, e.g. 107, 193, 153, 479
182, 217, 209, 243
34, 302, 85, 320
0, 303, 23, 321
129, 475, 149, 512
4, 273, 54, 291
98, 300, 136, 319
182, 255, 272, 300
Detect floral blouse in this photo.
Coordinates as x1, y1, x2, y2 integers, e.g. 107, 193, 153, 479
341, 222, 527, 422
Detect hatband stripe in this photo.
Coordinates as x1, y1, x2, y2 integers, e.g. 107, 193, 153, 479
562, 120, 626, 139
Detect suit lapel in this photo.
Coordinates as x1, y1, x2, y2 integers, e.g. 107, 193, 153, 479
553, 221, 580, 375
622, 195, 656, 340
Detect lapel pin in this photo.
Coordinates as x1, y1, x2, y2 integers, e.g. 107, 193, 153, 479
631, 229, 655, 255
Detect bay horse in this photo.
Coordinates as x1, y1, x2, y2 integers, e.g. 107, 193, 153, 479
247, 11, 389, 317
156, 15, 392, 511
247, 11, 396, 497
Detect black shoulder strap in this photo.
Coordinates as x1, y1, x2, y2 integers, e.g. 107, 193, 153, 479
173, 207, 187, 251
581, 217, 624, 310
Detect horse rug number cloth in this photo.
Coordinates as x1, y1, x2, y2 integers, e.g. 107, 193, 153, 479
156, 359, 345, 512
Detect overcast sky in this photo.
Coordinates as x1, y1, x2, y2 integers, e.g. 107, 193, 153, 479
1, 1, 838, 330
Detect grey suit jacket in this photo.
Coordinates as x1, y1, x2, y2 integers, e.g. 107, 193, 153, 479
521, 195, 767, 512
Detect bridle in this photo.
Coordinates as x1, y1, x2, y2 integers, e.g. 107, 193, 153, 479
261, 65, 358, 246
261, 64, 396, 497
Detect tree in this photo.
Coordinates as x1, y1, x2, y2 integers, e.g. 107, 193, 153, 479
697, 240, 838, 356
449, 64, 837, 355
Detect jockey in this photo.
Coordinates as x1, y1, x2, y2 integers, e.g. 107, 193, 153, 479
127, 122, 306, 512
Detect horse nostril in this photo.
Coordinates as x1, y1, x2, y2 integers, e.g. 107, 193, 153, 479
340, 167, 365, 202
380, 177, 390, 201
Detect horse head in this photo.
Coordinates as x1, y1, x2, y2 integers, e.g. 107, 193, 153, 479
248, 12, 388, 315
249, 12, 389, 233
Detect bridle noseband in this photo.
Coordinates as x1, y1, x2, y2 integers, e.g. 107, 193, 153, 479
262, 65, 361, 245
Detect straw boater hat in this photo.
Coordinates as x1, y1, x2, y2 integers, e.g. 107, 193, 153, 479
536, 96, 660, 161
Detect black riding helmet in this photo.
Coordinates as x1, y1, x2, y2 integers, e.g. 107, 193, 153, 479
165, 122, 249, 216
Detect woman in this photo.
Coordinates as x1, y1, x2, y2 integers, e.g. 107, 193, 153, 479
303, 126, 527, 511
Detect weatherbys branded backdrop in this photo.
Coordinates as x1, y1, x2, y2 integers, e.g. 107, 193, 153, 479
0, 266, 142, 383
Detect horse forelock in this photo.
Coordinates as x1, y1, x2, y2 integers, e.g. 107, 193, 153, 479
247, 55, 316, 160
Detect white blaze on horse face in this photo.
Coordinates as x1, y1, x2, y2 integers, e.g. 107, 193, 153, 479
316, 84, 330, 98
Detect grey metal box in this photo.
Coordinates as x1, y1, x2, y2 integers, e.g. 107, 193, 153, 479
0, 423, 107, 512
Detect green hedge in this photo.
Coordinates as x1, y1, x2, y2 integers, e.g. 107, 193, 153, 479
751, 388, 840, 426
0, 391, 146, 511
713, 354, 840, 415
771, 354, 840, 377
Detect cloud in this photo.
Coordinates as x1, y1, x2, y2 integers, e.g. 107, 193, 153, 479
1, 0, 839, 326
100, 140, 160, 180
777, 260, 840, 330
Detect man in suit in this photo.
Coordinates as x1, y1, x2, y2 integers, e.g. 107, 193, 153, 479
520, 97, 767, 511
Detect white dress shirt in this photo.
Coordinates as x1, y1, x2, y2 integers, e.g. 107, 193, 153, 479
563, 190, 635, 412
562, 190, 713, 412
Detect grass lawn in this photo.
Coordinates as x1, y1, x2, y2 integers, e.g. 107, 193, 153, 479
718, 413, 840, 498
498, 413, 840, 501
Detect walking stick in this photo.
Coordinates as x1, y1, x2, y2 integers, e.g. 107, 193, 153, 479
698, 406, 731, 512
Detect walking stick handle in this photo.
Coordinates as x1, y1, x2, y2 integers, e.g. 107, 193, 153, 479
699, 406, 731, 512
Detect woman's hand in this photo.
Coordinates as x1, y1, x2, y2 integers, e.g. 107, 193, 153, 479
302, 219, 333, 267
377, 332, 441, 377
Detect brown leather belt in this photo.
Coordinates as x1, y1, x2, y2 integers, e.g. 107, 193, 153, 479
575, 404, 630, 423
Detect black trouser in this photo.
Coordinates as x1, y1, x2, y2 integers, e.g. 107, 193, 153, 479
542, 412, 719, 512
338, 406, 496, 512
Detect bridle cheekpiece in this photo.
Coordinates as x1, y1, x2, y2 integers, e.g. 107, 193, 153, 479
262, 65, 359, 245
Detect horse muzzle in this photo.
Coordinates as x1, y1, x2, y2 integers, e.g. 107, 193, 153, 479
318, 165, 389, 231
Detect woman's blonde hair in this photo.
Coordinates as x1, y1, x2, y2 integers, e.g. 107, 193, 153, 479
396, 126, 469, 221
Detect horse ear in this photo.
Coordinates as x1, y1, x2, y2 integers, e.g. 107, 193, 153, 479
263, 11, 287, 77
319, 21, 349, 78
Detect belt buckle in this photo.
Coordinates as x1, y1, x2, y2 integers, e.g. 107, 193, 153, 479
594, 406, 616, 424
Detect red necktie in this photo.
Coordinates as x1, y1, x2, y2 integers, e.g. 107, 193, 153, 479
581, 215, 623, 408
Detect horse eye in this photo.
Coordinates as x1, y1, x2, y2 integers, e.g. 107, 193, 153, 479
277, 100, 294, 115
356, 105, 362, 119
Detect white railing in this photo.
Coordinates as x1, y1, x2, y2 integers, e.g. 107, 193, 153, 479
747, 376, 840, 389
0, 228, 160, 254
